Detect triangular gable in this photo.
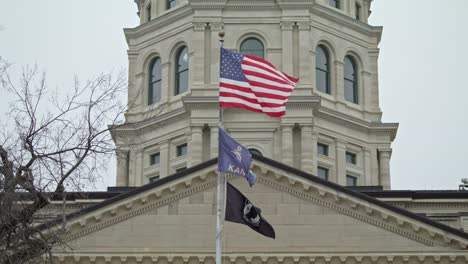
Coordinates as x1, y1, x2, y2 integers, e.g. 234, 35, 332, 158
50, 156, 468, 260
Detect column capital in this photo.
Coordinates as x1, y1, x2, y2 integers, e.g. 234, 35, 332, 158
209, 22, 224, 32
280, 21, 295, 31
192, 22, 207, 31
297, 21, 311, 30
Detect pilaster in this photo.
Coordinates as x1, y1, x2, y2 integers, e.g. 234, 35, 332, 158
378, 147, 392, 190
210, 126, 219, 158
209, 22, 224, 85
363, 148, 372, 186
280, 21, 294, 73
297, 21, 312, 88
188, 126, 204, 166
160, 62, 170, 104
300, 125, 314, 173
191, 22, 207, 87
335, 60, 345, 104
116, 149, 129, 187
335, 139, 347, 185
281, 124, 294, 166
159, 141, 170, 178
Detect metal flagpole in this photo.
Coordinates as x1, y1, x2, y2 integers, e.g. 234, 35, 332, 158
216, 31, 225, 264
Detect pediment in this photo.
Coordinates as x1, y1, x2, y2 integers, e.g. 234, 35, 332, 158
57, 157, 468, 262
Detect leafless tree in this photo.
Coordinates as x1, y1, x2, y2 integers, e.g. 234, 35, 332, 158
0, 59, 127, 263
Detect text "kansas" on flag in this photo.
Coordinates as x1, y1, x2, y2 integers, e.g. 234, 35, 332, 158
219, 48, 299, 118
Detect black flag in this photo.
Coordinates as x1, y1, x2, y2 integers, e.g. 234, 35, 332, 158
225, 182, 276, 239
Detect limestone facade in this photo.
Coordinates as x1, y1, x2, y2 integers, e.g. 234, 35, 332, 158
112, 0, 398, 190
52, 158, 468, 264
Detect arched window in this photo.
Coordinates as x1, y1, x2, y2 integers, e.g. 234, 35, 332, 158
175, 46, 189, 95
316, 45, 331, 94
240, 38, 264, 59
344, 55, 358, 104
148, 57, 161, 105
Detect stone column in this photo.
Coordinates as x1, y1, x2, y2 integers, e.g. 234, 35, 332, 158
281, 124, 294, 166
160, 63, 170, 103
311, 130, 319, 176
335, 139, 347, 185
363, 148, 372, 186
280, 21, 294, 74
134, 150, 143, 186
368, 48, 381, 113
300, 125, 314, 173
188, 126, 203, 166
378, 148, 392, 190
370, 147, 379, 185
209, 22, 223, 84
335, 61, 345, 103
116, 149, 129, 187
159, 141, 170, 178
362, 70, 372, 113
191, 22, 207, 88
210, 126, 219, 158
297, 21, 313, 88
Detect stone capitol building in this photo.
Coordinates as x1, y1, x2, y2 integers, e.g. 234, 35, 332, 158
50, 0, 468, 263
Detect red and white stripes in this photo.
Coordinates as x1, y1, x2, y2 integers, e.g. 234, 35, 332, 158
219, 54, 298, 118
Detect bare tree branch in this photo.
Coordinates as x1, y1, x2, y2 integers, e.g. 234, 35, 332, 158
0, 58, 127, 263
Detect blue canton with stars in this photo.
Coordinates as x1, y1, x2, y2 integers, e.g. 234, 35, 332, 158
220, 48, 248, 82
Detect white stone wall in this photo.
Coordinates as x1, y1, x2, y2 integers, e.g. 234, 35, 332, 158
113, 0, 397, 189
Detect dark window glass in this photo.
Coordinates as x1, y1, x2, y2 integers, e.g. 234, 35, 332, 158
248, 148, 263, 156
318, 167, 329, 180
167, 0, 176, 9
346, 175, 357, 186
344, 56, 358, 104
329, 0, 340, 8
240, 38, 264, 59
316, 46, 330, 94
150, 152, 160, 165
148, 57, 161, 104
355, 4, 361, 20
147, 4, 152, 22
175, 46, 189, 95
176, 167, 187, 173
317, 143, 329, 156
176, 143, 187, 157
346, 151, 357, 165
149, 176, 160, 182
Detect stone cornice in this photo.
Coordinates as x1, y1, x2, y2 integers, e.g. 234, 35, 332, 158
311, 4, 383, 44
113, 107, 187, 136
317, 107, 399, 141
59, 160, 468, 251
124, 6, 193, 45
51, 253, 468, 264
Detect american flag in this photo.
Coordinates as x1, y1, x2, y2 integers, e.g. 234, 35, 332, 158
219, 48, 299, 118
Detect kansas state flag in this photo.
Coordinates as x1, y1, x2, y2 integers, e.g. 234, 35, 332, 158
218, 127, 256, 186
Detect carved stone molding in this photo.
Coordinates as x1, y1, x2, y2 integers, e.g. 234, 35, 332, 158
280, 21, 295, 31
51, 253, 468, 264
61, 161, 468, 250
297, 21, 311, 30
193, 22, 207, 31
64, 172, 217, 242
209, 22, 224, 32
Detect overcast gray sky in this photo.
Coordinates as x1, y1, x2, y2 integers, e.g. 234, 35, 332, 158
1, 1, 467, 190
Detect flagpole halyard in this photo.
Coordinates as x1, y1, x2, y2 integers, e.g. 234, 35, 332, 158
216, 31, 225, 264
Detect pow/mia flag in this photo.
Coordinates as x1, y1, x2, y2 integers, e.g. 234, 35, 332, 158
225, 182, 275, 239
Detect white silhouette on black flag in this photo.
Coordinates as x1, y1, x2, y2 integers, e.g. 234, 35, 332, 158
224, 182, 275, 239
